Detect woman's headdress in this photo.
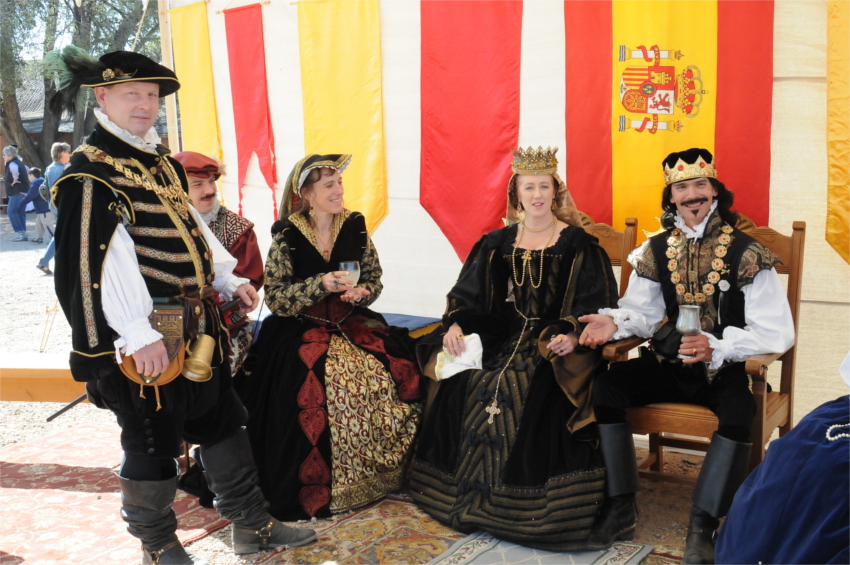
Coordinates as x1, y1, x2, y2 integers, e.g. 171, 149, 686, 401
281, 154, 352, 214
506, 146, 581, 227
43, 46, 180, 116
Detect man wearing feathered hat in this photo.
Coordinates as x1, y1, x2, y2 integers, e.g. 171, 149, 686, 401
578, 148, 795, 563
172, 151, 263, 376
46, 47, 315, 564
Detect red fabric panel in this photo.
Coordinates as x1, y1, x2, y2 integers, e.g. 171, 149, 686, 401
223, 4, 278, 219
716, 1, 773, 226
420, 1, 522, 260
564, 1, 612, 225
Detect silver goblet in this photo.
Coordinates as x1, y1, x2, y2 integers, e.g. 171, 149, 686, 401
676, 305, 701, 359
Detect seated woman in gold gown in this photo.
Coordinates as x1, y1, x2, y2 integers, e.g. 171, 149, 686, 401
408, 147, 619, 551
238, 154, 423, 520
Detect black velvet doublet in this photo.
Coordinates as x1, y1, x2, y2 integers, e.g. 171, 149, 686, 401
53, 124, 244, 458
409, 224, 619, 551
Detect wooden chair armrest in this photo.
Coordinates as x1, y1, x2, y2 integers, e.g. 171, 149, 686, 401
745, 352, 782, 380
603, 336, 647, 361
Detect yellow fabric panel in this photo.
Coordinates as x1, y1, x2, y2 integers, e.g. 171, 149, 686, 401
827, 0, 849, 264
611, 1, 718, 237
171, 2, 222, 162
298, 0, 387, 233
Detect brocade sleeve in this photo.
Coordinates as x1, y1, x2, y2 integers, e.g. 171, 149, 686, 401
264, 233, 330, 317
355, 235, 383, 308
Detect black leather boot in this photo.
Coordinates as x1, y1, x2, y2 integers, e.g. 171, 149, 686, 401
683, 433, 752, 564
118, 476, 210, 565
683, 505, 719, 564
586, 423, 640, 549
200, 429, 317, 554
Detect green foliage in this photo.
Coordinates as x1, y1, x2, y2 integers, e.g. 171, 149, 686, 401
5, 0, 162, 70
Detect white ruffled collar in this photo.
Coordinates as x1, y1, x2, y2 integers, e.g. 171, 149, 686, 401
199, 197, 221, 225
673, 201, 719, 240
95, 108, 161, 153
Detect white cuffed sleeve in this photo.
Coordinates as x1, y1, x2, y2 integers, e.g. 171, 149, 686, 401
189, 206, 248, 299
705, 268, 795, 369
101, 224, 161, 360
599, 272, 667, 339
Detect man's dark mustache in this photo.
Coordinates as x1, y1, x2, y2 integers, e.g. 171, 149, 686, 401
682, 197, 708, 207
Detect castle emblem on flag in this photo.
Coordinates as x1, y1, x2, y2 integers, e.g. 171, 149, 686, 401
617, 45, 708, 134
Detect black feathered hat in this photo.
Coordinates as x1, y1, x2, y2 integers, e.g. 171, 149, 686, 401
44, 46, 179, 116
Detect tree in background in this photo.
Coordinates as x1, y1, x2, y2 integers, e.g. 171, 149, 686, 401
0, 0, 162, 169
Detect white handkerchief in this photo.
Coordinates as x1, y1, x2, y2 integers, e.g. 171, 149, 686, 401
435, 333, 483, 381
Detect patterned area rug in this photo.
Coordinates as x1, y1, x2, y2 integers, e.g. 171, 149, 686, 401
0, 423, 227, 565
255, 494, 465, 564
426, 531, 654, 565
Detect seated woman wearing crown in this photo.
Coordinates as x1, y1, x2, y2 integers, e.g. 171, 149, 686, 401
237, 154, 423, 521
408, 147, 619, 550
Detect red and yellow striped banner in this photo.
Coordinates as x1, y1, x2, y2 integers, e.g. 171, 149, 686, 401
827, 0, 849, 263
420, 0, 522, 260
298, 0, 388, 233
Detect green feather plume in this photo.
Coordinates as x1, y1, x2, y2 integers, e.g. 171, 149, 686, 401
43, 45, 103, 116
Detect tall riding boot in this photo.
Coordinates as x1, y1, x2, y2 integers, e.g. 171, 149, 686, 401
200, 429, 317, 554
684, 433, 752, 564
586, 423, 641, 549
118, 476, 210, 565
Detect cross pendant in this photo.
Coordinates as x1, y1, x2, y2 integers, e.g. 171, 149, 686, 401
485, 400, 501, 424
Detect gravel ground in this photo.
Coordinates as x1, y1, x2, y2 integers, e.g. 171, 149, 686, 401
1, 212, 691, 561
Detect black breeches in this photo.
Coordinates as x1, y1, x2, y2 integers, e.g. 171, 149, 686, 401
593, 348, 755, 442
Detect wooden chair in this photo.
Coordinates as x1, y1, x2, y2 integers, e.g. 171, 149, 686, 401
580, 212, 638, 298
602, 221, 806, 483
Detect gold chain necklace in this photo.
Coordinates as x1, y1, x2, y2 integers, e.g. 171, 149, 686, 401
520, 217, 556, 233
666, 223, 733, 304
315, 230, 332, 258
512, 220, 557, 289
485, 303, 540, 425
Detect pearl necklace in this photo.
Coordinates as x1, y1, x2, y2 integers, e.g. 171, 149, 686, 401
826, 423, 850, 441
667, 223, 733, 304
512, 219, 556, 289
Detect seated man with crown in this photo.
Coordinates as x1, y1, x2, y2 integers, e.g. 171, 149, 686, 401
408, 146, 619, 550
578, 148, 795, 564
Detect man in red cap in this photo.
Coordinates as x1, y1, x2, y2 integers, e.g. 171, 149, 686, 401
173, 151, 264, 376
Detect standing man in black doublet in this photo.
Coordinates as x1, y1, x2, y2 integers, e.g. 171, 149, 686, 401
578, 148, 795, 564
47, 46, 316, 564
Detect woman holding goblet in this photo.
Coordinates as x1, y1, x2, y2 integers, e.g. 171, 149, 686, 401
237, 154, 423, 521
408, 147, 619, 550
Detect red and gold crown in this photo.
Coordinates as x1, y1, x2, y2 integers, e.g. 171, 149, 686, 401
663, 153, 718, 185
511, 146, 558, 175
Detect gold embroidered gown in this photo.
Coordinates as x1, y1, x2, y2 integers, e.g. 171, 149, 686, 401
237, 210, 423, 520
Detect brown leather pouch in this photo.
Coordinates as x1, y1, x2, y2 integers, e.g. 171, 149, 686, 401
119, 302, 185, 409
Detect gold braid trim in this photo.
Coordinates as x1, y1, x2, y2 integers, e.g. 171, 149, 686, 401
80, 178, 98, 348
154, 193, 209, 287
77, 144, 189, 219
289, 209, 351, 258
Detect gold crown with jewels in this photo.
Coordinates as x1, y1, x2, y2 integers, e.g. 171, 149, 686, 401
663, 154, 718, 185
511, 146, 559, 175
